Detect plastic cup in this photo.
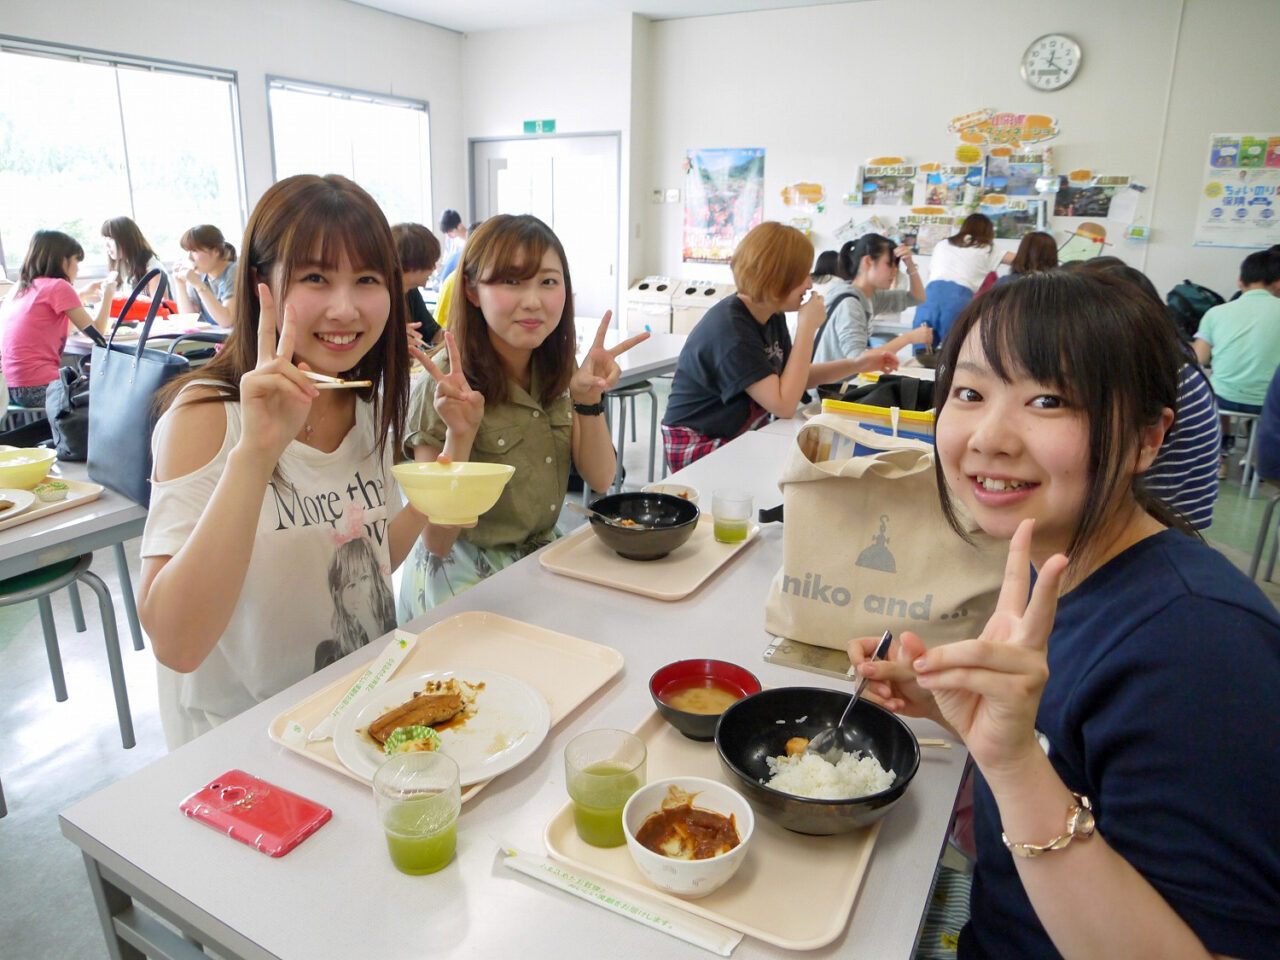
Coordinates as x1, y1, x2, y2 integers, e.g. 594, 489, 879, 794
373, 752, 461, 875
564, 729, 646, 847
712, 489, 753, 543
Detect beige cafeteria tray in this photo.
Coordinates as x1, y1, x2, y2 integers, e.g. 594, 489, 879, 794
538, 516, 760, 601
268, 611, 624, 800
544, 710, 880, 951
0, 478, 103, 533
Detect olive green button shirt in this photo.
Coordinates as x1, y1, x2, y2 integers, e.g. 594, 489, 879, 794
404, 361, 573, 549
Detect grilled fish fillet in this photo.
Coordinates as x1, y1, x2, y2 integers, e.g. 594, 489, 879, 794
368, 691, 465, 744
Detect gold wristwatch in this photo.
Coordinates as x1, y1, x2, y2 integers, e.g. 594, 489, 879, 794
1002, 793, 1095, 858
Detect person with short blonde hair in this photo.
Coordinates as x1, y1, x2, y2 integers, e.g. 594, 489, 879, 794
662, 222, 900, 471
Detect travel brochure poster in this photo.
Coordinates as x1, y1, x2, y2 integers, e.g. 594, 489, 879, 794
683, 148, 765, 263
1195, 133, 1280, 248
854, 165, 918, 206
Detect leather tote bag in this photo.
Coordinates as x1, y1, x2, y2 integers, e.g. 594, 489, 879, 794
88, 269, 190, 506
763, 413, 1006, 650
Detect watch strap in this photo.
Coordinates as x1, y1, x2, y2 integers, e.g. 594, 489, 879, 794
573, 399, 606, 416
1002, 793, 1095, 859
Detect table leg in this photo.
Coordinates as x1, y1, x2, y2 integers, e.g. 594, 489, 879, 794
113, 541, 145, 651
82, 853, 146, 960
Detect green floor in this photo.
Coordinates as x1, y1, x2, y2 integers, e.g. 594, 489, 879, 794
1205, 472, 1280, 607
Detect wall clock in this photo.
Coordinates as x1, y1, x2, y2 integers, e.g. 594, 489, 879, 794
1021, 34, 1082, 91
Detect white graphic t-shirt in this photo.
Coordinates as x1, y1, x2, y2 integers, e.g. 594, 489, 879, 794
142, 390, 400, 748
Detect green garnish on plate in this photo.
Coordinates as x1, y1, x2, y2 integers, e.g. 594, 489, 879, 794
383, 725, 442, 756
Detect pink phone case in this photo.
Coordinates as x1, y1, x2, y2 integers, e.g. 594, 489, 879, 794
179, 770, 332, 857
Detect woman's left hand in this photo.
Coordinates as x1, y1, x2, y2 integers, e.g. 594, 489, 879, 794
912, 519, 1068, 778
570, 311, 650, 404
856, 348, 900, 374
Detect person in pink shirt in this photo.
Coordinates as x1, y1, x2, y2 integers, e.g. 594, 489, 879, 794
0, 230, 115, 407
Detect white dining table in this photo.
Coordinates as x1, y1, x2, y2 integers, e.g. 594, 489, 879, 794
59, 423, 967, 960
0, 460, 148, 648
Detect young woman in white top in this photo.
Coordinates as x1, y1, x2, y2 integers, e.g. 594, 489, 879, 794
101, 215, 168, 298
137, 174, 429, 748
913, 214, 1013, 349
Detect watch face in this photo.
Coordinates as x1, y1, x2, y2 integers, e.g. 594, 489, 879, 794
1022, 34, 1081, 90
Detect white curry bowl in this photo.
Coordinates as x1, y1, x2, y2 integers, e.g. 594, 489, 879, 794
640, 482, 699, 506
622, 776, 754, 899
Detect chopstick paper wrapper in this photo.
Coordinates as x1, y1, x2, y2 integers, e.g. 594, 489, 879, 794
500, 842, 742, 956
307, 630, 418, 741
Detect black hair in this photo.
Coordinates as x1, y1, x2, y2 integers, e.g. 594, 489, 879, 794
439, 209, 463, 234
1241, 250, 1272, 286
16, 230, 85, 295
812, 250, 839, 279
934, 271, 1195, 575
838, 234, 896, 281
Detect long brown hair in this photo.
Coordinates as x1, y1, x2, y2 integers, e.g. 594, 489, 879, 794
180, 224, 237, 263
948, 213, 994, 249
157, 174, 410, 460
101, 216, 159, 286
933, 271, 1194, 577
450, 214, 574, 407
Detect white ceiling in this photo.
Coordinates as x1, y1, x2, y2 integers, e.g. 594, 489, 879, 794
349, 0, 856, 35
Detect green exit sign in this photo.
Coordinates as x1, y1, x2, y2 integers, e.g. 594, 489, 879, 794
523, 119, 556, 134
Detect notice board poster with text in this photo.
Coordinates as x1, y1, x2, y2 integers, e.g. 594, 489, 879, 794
683, 148, 765, 263
1194, 133, 1280, 248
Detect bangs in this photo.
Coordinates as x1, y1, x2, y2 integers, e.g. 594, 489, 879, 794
284, 194, 396, 278
473, 222, 556, 283
968, 279, 1079, 404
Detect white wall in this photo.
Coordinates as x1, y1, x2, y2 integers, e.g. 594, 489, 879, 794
635, 0, 1279, 297
6, 0, 464, 228
460, 14, 638, 310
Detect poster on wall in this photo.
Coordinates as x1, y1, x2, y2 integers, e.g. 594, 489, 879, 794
1194, 133, 1280, 248
979, 196, 1041, 239
683, 148, 765, 263
919, 164, 983, 206
1053, 175, 1118, 218
852, 164, 918, 206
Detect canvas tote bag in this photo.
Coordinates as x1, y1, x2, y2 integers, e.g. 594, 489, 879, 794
764, 413, 1007, 650
88, 269, 191, 506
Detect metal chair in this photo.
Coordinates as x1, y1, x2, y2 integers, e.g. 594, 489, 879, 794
1224, 411, 1263, 497
0, 554, 135, 817
607, 380, 659, 492
1248, 485, 1280, 581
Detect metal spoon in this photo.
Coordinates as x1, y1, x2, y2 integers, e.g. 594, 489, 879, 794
565, 501, 651, 530
805, 630, 894, 764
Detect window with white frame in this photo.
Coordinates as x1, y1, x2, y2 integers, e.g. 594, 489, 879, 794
0, 38, 246, 278
267, 78, 432, 228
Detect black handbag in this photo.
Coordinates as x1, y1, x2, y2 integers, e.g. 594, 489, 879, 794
45, 360, 91, 461
816, 373, 935, 411
87, 269, 192, 506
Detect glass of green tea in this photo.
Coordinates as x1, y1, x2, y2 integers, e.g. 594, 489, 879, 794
564, 729, 646, 847
711, 489, 753, 544
373, 751, 461, 875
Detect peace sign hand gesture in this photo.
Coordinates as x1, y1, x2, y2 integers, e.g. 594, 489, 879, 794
570, 311, 650, 404
237, 283, 319, 467
419, 330, 484, 441
912, 519, 1068, 778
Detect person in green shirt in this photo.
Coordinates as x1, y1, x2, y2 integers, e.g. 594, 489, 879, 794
398, 214, 648, 618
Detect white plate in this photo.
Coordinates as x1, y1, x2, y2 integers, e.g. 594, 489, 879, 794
333, 668, 551, 785
0, 488, 37, 518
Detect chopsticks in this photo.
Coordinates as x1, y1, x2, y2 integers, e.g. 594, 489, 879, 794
304, 371, 373, 389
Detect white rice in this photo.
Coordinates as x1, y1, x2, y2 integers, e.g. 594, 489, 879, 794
764, 750, 895, 800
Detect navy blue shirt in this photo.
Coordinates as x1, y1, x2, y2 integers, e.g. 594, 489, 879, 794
662, 294, 791, 438
1258, 364, 1280, 482
961, 529, 1280, 959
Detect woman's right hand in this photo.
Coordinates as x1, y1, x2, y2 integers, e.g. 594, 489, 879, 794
421, 330, 484, 441
237, 283, 319, 467
911, 323, 934, 346
847, 630, 946, 727
797, 290, 826, 336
